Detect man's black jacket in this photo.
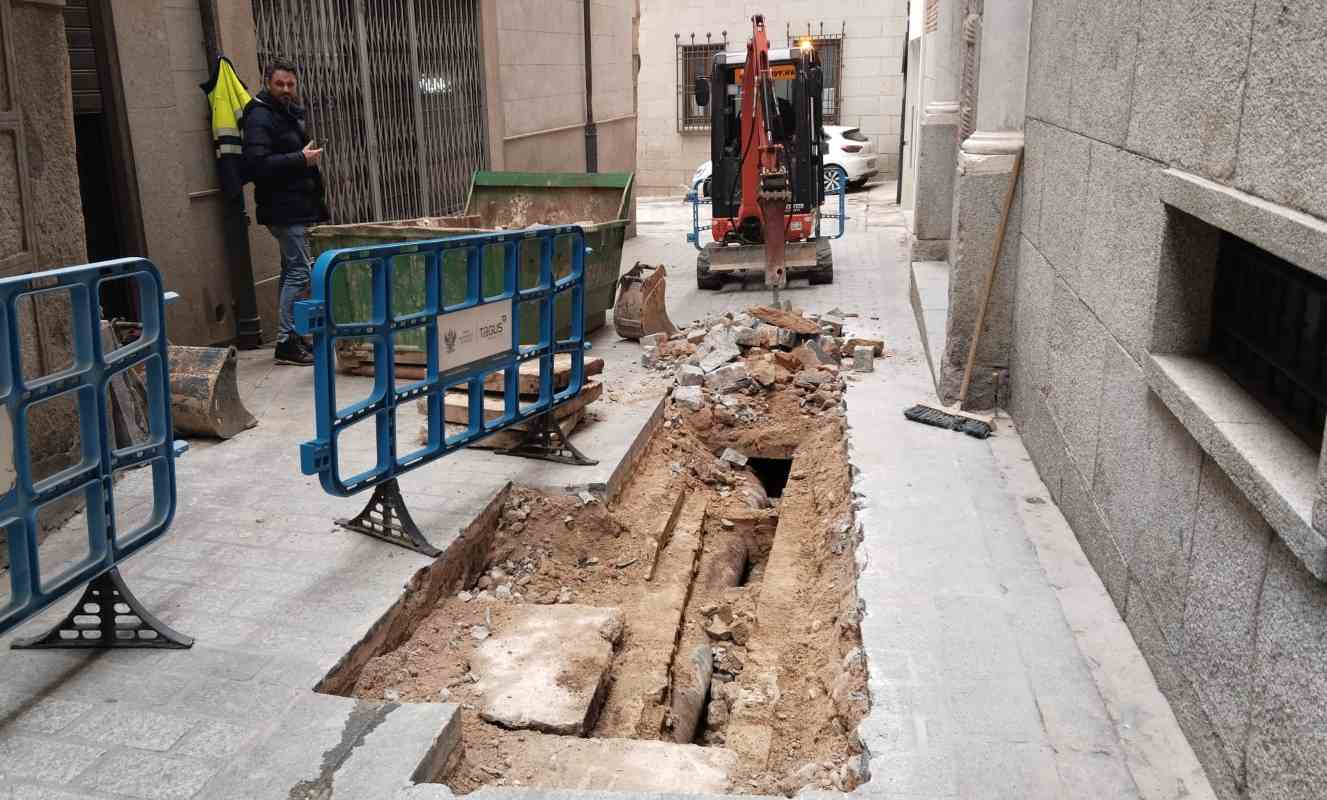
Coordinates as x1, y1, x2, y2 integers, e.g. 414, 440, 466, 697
242, 91, 328, 226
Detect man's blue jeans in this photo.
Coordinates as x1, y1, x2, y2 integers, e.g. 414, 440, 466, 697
268, 224, 312, 342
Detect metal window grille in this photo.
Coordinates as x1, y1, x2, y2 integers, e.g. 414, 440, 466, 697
1210, 232, 1327, 451
676, 34, 724, 132
251, 0, 489, 224
788, 23, 844, 125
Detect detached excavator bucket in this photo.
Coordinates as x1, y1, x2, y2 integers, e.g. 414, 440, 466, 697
613, 262, 678, 341
169, 345, 258, 439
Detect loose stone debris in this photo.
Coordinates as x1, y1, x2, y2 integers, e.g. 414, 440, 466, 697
339, 305, 877, 797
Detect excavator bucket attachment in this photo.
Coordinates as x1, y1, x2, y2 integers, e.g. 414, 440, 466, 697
613, 262, 678, 340
168, 345, 258, 439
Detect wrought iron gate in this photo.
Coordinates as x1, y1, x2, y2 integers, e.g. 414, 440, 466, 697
251, 0, 489, 223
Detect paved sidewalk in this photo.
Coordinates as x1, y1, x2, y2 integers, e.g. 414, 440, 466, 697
0, 183, 1212, 800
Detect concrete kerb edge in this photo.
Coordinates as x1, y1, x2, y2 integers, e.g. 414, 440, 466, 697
286, 484, 514, 792
604, 395, 668, 504
839, 381, 883, 794
313, 482, 514, 698
410, 705, 464, 783
286, 397, 666, 794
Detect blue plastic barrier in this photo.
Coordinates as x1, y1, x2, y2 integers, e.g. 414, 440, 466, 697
0, 258, 189, 649
294, 225, 592, 555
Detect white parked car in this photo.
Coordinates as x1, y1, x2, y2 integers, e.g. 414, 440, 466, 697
690, 125, 879, 197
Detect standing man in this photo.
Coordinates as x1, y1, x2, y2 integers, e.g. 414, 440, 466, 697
243, 58, 327, 365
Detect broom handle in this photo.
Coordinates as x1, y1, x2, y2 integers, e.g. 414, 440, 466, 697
958, 148, 1024, 408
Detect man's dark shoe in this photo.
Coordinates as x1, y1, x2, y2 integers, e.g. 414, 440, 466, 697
274, 338, 314, 366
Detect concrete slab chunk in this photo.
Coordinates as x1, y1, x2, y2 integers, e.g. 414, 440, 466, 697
512, 735, 737, 793
698, 340, 740, 373
473, 604, 624, 735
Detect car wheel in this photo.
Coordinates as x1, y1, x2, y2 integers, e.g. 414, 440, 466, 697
823, 165, 848, 195
702, 177, 712, 198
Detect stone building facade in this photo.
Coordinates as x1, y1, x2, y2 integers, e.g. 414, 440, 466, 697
634, 0, 907, 195
486, 0, 637, 177
910, 1, 1327, 798
1, 0, 88, 507
0, 0, 637, 349
0, 0, 636, 548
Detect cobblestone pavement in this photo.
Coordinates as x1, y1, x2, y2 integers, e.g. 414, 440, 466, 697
0, 182, 1213, 799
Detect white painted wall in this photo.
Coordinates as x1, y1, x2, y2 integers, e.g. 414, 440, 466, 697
636, 0, 909, 195
488, 0, 638, 173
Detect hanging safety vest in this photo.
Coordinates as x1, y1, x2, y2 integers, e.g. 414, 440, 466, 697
199, 56, 253, 198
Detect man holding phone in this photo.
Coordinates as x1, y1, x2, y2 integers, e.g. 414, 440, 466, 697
243, 58, 328, 366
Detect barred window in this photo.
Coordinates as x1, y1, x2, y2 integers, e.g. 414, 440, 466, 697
1210, 232, 1327, 450
676, 37, 724, 132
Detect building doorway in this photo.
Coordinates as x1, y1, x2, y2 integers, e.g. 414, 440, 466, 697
63, 0, 144, 320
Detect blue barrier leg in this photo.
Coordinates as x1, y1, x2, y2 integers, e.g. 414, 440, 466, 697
336, 478, 441, 557
12, 567, 193, 650
495, 411, 598, 466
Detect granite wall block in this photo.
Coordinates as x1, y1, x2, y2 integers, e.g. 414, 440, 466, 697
1127, 0, 1255, 181
1132, 396, 1204, 652
1077, 142, 1166, 361
1245, 540, 1327, 799
1047, 278, 1107, 484
1183, 464, 1273, 780
1091, 341, 1150, 567
1234, 0, 1327, 223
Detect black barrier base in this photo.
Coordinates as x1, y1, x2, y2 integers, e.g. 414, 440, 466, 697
496, 412, 598, 466
12, 567, 193, 650
337, 478, 442, 557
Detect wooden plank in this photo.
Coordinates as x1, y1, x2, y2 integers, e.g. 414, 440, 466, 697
346, 354, 604, 395
414, 411, 585, 450
484, 356, 604, 394
429, 379, 602, 427
466, 411, 583, 450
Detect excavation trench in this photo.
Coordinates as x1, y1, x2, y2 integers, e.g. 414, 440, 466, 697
320, 356, 869, 796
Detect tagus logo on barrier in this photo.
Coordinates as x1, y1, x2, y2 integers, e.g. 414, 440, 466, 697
439, 299, 514, 371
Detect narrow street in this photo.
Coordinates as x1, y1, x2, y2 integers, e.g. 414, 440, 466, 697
0, 182, 1212, 799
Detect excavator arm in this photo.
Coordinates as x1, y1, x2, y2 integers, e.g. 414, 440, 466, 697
736, 15, 789, 293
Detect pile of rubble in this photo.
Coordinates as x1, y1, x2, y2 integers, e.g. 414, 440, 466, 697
637, 305, 883, 418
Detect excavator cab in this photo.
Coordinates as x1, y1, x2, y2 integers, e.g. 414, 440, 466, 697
691, 24, 838, 291
706, 51, 823, 222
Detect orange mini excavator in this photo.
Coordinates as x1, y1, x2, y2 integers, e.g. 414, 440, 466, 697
691, 14, 835, 300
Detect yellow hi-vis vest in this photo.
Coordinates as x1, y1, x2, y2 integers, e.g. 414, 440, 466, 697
200, 56, 252, 196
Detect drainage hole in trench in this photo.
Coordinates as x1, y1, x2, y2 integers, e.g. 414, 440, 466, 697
747, 457, 793, 498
